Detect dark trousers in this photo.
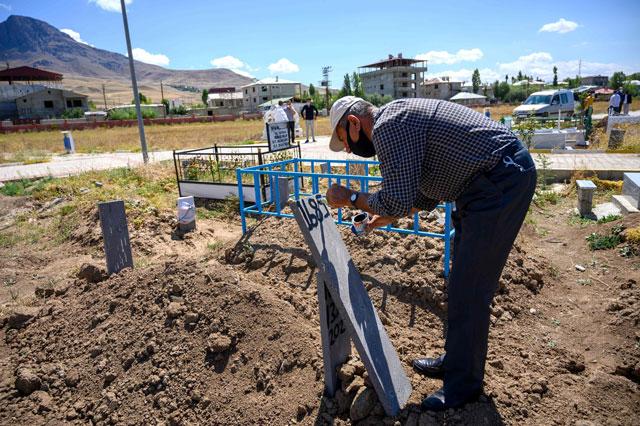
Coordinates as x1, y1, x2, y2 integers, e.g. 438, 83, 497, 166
287, 121, 295, 143
443, 140, 536, 405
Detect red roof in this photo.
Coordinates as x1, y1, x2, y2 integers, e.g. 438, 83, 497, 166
0, 66, 63, 82
594, 88, 613, 95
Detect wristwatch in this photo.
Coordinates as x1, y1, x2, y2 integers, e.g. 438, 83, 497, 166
349, 192, 359, 207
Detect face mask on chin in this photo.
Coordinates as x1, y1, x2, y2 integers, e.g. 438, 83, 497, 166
346, 121, 376, 158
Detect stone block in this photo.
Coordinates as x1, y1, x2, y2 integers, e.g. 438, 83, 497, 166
98, 200, 133, 275
622, 173, 640, 208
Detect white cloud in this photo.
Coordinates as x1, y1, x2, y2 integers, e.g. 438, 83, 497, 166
60, 29, 93, 46
131, 48, 170, 66
0, 3, 12, 11
416, 48, 483, 65
267, 58, 300, 74
425, 50, 634, 84
425, 67, 500, 84
539, 18, 579, 34
89, 0, 131, 12
210, 55, 256, 78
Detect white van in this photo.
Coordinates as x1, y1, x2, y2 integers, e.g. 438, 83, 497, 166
513, 89, 575, 119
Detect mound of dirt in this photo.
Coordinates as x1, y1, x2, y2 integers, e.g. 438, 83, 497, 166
232, 216, 547, 324
0, 260, 324, 425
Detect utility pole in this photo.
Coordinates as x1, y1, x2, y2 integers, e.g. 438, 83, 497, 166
102, 84, 108, 110
321, 66, 332, 113
119, 0, 148, 163
160, 80, 165, 117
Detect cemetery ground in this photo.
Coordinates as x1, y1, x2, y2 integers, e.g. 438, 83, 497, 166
0, 161, 638, 425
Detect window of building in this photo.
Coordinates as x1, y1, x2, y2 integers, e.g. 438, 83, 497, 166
23, 99, 27, 103
261, 86, 268, 92
245, 89, 248, 94
73, 99, 82, 107
402, 92, 408, 98
434, 84, 439, 89
44, 100, 54, 108
66, 100, 73, 108
380, 84, 384, 90
401, 72, 408, 77
252, 87, 256, 93
253, 97, 257, 103
262, 97, 268, 101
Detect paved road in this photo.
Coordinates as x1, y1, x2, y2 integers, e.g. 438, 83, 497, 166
1, 135, 638, 182
0, 151, 173, 182
592, 110, 640, 120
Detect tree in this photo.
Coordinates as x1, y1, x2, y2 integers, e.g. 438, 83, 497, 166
564, 75, 581, 89
161, 98, 170, 115
132, 92, 150, 104
552, 66, 558, 87
610, 71, 626, 90
505, 74, 509, 83
472, 69, 481, 94
201, 89, 209, 106
352, 72, 365, 97
308, 83, 316, 97
339, 73, 352, 97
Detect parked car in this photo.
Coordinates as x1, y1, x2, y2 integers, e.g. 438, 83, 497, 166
513, 89, 575, 119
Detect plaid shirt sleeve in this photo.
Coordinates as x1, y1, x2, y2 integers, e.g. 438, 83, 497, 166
367, 121, 431, 217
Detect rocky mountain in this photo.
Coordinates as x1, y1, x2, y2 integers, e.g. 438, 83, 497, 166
0, 15, 252, 89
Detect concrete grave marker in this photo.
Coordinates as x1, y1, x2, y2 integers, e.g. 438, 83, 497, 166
98, 200, 133, 275
317, 275, 351, 396
290, 196, 412, 416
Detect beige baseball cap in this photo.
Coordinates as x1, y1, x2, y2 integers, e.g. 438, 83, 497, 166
329, 96, 363, 152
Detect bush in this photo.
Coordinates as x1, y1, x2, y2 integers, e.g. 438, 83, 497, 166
504, 88, 528, 103
108, 108, 157, 120
171, 105, 188, 115
61, 108, 84, 119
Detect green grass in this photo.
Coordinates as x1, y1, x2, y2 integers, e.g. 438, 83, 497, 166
585, 224, 625, 251
534, 190, 560, 208
0, 177, 53, 197
569, 213, 622, 227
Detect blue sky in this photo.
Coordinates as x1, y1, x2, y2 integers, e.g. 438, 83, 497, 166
1, 0, 639, 86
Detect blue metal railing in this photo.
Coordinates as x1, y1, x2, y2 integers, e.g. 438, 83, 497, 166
236, 158, 455, 277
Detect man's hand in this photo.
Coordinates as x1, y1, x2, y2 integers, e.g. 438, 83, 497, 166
366, 215, 397, 232
325, 184, 352, 208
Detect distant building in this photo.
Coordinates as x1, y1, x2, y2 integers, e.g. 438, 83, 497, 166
207, 91, 244, 115
581, 75, 609, 87
241, 77, 302, 112
0, 85, 88, 120
420, 77, 462, 100
449, 92, 487, 106
358, 53, 427, 99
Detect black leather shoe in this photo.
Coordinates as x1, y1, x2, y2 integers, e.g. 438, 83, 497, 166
412, 354, 445, 377
421, 387, 482, 412
421, 388, 446, 411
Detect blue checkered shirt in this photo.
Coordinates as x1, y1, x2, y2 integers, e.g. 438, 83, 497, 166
367, 98, 519, 217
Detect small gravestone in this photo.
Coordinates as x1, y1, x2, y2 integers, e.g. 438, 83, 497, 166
98, 200, 133, 275
576, 180, 596, 217
266, 122, 290, 152
270, 177, 290, 211
177, 196, 196, 232
290, 196, 412, 416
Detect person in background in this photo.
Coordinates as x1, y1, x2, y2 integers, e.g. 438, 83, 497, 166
582, 91, 594, 140
284, 100, 297, 143
300, 98, 319, 143
621, 89, 633, 115
609, 90, 621, 115
273, 100, 289, 123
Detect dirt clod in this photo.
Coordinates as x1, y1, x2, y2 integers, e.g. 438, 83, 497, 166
15, 367, 41, 395
77, 262, 107, 283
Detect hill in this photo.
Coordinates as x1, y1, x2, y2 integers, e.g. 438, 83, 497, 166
0, 15, 253, 104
